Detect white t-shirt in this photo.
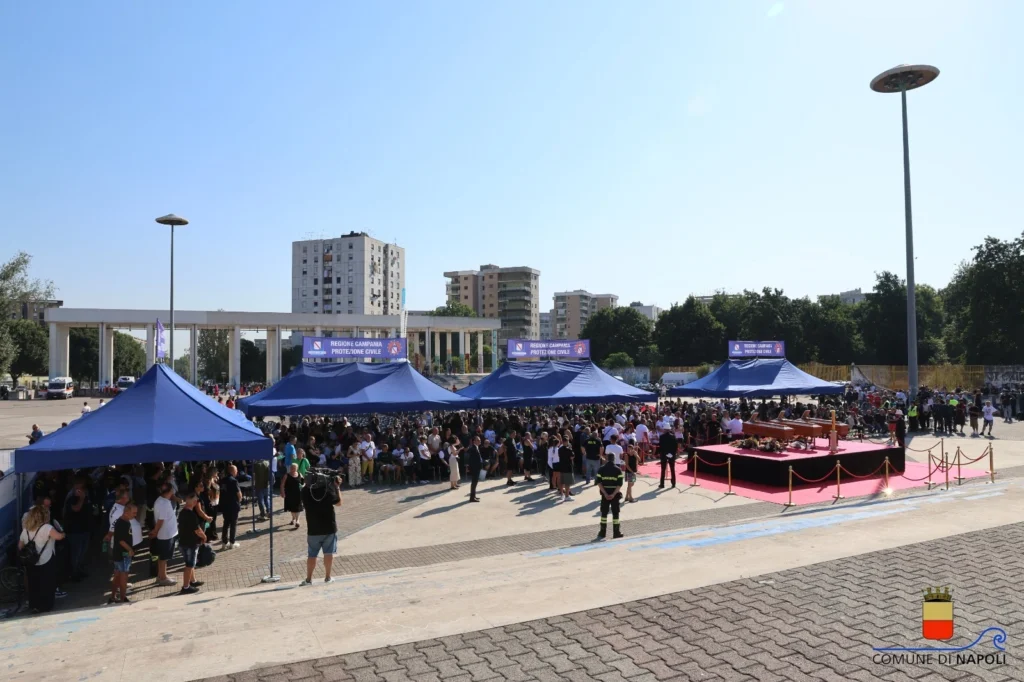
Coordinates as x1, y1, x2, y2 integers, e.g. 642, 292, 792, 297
602, 425, 617, 442
982, 405, 996, 421
153, 496, 178, 540
20, 524, 55, 565
81, 405, 91, 415
604, 443, 624, 465
634, 424, 650, 442
109, 502, 125, 532
418, 442, 431, 460
727, 418, 744, 435
548, 446, 560, 467
358, 441, 377, 460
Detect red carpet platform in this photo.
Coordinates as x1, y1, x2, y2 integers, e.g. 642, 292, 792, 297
635, 459, 988, 505
687, 440, 905, 488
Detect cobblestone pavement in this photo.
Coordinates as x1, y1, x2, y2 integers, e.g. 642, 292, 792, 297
201, 522, 1024, 682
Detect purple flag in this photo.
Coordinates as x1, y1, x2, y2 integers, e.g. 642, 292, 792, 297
156, 319, 167, 359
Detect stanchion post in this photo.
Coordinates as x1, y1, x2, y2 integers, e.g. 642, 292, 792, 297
955, 447, 964, 485
884, 456, 890, 489
785, 466, 794, 507
944, 451, 950, 491
988, 444, 995, 484
725, 457, 735, 495
833, 463, 844, 500
690, 455, 700, 488
925, 447, 934, 487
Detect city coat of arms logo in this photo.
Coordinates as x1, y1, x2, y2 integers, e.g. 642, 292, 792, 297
386, 340, 402, 356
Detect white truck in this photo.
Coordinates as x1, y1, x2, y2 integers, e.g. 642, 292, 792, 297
116, 376, 136, 393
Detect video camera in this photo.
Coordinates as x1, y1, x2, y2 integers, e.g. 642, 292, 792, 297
306, 467, 342, 489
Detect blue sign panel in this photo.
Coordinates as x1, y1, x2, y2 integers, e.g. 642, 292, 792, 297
507, 339, 590, 359
728, 340, 786, 358
303, 336, 407, 360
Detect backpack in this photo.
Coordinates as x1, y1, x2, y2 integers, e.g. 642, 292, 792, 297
19, 527, 49, 566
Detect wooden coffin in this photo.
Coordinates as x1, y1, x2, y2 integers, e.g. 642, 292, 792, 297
778, 420, 825, 439
742, 421, 795, 440
808, 419, 850, 437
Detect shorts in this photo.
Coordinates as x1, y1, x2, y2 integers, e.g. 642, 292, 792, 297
307, 533, 338, 558
625, 472, 636, 483
113, 555, 132, 573
181, 545, 198, 568
152, 538, 176, 562
560, 472, 575, 486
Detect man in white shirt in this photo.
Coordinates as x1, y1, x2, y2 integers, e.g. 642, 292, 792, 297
726, 413, 744, 440
358, 433, 377, 482
417, 436, 432, 484
981, 401, 996, 436
602, 423, 617, 444
604, 434, 624, 466
150, 484, 179, 586
81, 402, 91, 415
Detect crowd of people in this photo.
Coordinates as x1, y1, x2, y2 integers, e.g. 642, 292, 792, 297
12, 379, 1019, 615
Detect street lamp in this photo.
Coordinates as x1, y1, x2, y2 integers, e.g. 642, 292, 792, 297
155, 214, 189, 370
870, 64, 939, 401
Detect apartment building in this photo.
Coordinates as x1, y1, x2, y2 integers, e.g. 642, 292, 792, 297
443, 264, 541, 344
291, 232, 405, 316
628, 301, 663, 322
553, 290, 618, 339
10, 299, 63, 325
539, 311, 553, 340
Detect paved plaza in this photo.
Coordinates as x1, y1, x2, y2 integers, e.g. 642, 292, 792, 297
2, 399, 1023, 681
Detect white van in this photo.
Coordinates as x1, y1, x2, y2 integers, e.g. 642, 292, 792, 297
47, 377, 75, 399
116, 376, 136, 393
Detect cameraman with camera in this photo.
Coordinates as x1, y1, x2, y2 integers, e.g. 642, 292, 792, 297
300, 469, 343, 586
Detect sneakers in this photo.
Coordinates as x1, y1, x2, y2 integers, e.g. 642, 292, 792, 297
190, 581, 205, 588
299, 578, 312, 586
54, 589, 68, 599
324, 577, 335, 584
231, 542, 241, 549
179, 586, 199, 595
156, 578, 177, 586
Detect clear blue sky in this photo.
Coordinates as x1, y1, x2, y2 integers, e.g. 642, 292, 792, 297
2, 1, 1021, 317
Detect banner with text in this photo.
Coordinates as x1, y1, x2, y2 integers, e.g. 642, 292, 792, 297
507, 339, 590, 359
303, 337, 407, 360
728, 340, 786, 358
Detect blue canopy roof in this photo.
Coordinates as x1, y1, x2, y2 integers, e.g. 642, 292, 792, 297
458, 360, 656, 408
14, 364, 272, 473
667, 358, 844, 398
237, 361, 473, 417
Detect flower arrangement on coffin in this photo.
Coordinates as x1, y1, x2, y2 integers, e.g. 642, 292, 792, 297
733, 436, 761, 450
757, 437, 785, 453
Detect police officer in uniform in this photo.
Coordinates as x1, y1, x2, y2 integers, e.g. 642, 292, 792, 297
596, 456, 624, 540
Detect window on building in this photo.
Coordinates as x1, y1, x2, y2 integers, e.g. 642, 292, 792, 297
313, 244, 319, 252
302, 301, 308, 310
302, 259, 307, 265
302, 269, 307, 276
302, 289, 308, 296
348, 243, 353, 249
335, 276, 341, 283
313, 278, 318, 285
302, 245, 308, 253
348, 300, 353, 305
348, 275, 353, 283
348, 254, 353, 260
313, 289, 318, 296
335, 288, 341, 294
348, 287, 353, 294
314, 257, 319, 263
348, 309, 353, 314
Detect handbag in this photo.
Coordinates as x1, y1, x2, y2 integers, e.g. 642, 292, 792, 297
478, 469, 487, 482
196, 543, 216, 568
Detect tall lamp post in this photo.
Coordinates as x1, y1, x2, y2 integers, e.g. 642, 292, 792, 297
870, 64, 939, 402
155, 214, 189, 371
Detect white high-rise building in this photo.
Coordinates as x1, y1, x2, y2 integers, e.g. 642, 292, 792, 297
291, 232, 405, 316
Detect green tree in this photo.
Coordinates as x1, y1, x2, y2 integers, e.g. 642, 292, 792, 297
602, 352, 634, 369
579, 307, 652, 365
281, 344, 303, 375
113, 332, 145, 378
197, 329, 229, 381
655, 297, 725, 366
8, 319, 48, 385
635, 344, 661, 367
174, 350, 192, 380
739, 288, 809, 362
803, 296, 863, 365
0, 252, 54, 380
240, 338, 266, 383
858, 271, 944, 365
69, 328, 99, 384
707, 293, 747, 343
428, 302, 477, 317
941, 233, 1023, 364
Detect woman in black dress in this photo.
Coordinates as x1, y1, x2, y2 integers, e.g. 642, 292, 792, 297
280, 463, 303, 528
521, 433, 536, 482
558, 436, 575, 501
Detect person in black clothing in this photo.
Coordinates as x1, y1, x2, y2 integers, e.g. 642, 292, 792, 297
596, 457, 624, 540
218, 465, 243, 549
300, 472, 343, 584
176, 493, 207, 595
894, 411, 907, 448
658, 429, 679, 489
62, 476, 92, 581
465, 436, 483, 502
480, 438, 496, 477
503, 432, 519, 486
521, 433, 536, 481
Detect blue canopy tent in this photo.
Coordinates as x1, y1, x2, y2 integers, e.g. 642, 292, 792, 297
13, 363, 282, 582
14, 363, 272, 473
237, 361, 473, 417
458, 360, 656, 408
667, 358, 844, 399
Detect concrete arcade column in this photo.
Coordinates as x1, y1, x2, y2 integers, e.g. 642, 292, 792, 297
477, 331, 484, 375
425, 331, 432, 372
463, 331, 469, 371
101, 324, 115, 388
445, 332, 452, 368
145, 324, 155, 370
229, 326, 241, 389
189, 325, 198, 384
265, 328, 278, 383
48, 323, 69, 379
432, 331, 439, 371
490, 329, 498, 372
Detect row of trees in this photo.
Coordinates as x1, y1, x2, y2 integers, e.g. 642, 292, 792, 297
583, 232, 1024, 368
